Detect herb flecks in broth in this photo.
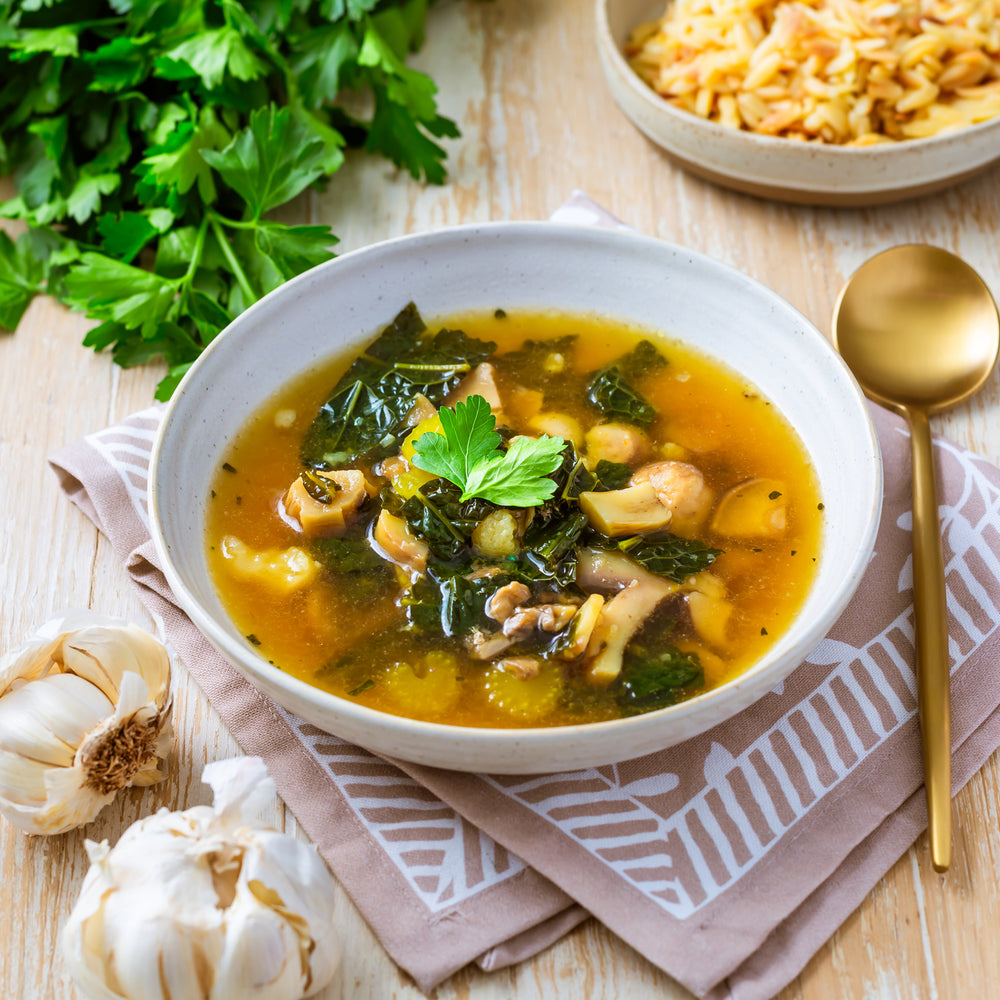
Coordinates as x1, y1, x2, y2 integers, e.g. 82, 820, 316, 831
207, 305, 823, 729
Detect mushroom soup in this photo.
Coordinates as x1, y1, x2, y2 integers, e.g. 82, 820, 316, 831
206, 305, 823, 728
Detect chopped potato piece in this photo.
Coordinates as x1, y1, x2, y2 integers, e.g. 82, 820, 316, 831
405, 393, 438, 427
444, 362, 505, 417
543, 351, 566, 374
579, 482, 672, 536
220, 536, 320, 593
711, 478, 788, 539
472, 510, 521, 558
687, 589, 733, 650
505, 385, 544, 423
584, 423, 650, 466
283, 469, 372, 537
402, 414, 444, 460
391, 466, 439, 500
372, 510, 429, 576
393, 414, 445, 498
527, 412, 583, 448
659, 441, 689, 461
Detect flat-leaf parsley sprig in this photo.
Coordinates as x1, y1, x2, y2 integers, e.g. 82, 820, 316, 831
412, 395, 567, 507
0, 0, 459, 399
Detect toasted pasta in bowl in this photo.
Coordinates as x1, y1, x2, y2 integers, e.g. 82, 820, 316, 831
597, 0, 1000, 203
627, 0, 1000, 144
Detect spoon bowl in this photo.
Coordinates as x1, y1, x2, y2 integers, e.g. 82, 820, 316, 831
833, 245, 1000, 872
834, 247, 1000, 412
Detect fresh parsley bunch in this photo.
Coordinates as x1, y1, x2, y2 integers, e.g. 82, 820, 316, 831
0, 0, 458, 398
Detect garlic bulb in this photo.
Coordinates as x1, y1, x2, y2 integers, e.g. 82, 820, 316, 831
0, 612, 172, 834
62, 756, 342, 1000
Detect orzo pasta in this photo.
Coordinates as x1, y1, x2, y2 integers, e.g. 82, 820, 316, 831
626, 0, 1000, 143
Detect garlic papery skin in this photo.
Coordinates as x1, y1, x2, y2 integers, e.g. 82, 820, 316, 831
62, 756, 342, 1000
0, 612, 172, 834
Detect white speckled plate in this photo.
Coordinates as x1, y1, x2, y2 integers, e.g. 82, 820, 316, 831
598, 0, 1000, 206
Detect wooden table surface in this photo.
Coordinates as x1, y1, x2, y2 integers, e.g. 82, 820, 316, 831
4, 1, 1000, 997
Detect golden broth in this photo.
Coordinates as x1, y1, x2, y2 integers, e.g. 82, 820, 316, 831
206, 309, 823, 728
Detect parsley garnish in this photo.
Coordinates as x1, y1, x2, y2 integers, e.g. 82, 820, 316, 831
411, 395, 566, 507
0, 1, 458, 399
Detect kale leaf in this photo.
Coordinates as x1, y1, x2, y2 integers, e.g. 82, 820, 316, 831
616, 533, 722, 583
617, 646, 704, 714
309, 533, 395, 603
300, 304, 497, 468
586, 366, 657, 427
592, 459, 632, 491
402, 567, 507, 637
585, 340, 667, 428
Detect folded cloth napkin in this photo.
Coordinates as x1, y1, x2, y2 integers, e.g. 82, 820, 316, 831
48, 193, 1000, 1000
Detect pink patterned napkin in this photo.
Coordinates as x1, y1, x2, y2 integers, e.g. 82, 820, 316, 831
47, 194, 1000, 999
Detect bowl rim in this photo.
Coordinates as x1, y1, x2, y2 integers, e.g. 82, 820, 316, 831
149, 219, 883, 758
595, 0, 1000, 160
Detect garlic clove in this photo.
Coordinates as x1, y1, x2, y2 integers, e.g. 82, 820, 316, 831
215, 884, 309, 999
0, 673, 113, 766
0, 750, 51, 804
0, 612, 173, 835
61, 626, 170, 706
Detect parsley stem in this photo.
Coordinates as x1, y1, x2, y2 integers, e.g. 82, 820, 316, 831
177, 216, 209, 313
208, 215, 256, 304
206, 216, 256, 231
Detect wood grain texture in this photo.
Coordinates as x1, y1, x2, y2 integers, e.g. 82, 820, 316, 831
3, 0, 1000, 997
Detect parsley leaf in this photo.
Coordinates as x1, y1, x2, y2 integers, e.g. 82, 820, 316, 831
201, 106, 327, 219
463, 434, 569, 507
0, 230, 48, 330
415, 395, 501, 486
412, 395, 567, 507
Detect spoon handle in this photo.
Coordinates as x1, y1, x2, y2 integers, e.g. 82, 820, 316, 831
908, 407, 951, 873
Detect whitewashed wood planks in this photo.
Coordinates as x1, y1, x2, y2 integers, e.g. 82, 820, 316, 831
2, 0, 1000, 997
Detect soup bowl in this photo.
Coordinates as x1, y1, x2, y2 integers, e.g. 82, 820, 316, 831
149, 222, 882, 773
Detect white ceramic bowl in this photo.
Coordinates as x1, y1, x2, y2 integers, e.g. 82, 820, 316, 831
149, 222, 882, 773
598, 0, 1000, 206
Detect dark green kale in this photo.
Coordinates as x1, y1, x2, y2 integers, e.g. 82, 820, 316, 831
616, 533, 722, 583
309, 533, 395, 602
402, 567, 509, 637
496, 334, 578, 389
592, 459, 632, 491
587, 367, 656, 427
384, 478, 498, 565
585, 340, 667, 428
617, 646, 704, 715
520, 510, 588, 588
300, 303, 496, 468
615, 340, 669, 381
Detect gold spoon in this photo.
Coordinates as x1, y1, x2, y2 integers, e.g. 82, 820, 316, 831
832, 245, 1000, 873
